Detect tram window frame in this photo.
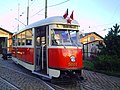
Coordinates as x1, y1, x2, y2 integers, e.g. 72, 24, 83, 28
36, 27, 46, 46
26, 29, 32, 45
36, 28, 41, 46
21, 31, 26, 46
12, 36, 16, 46
17, 33, 21, 46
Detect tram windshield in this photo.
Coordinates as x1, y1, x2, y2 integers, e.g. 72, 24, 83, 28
51, 29, 81, 46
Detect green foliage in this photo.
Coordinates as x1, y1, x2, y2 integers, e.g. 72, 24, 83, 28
84, 61, 94, 70
93, 55, 120, 71
101, 24, 120, 57
91, 24, 120, 75
84, 24, 120, 76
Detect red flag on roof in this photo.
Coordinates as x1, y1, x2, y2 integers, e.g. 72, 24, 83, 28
67, 11, 74, 24
70, 11, 74, 20
63, 9, 68, 19
67, 18, 72, 24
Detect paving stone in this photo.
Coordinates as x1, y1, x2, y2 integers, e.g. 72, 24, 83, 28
0, 55, 120, 90
82, 70, 120, 90
0, 57, 52, 90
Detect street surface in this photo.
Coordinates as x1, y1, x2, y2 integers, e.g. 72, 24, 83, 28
0, 55, 120, 90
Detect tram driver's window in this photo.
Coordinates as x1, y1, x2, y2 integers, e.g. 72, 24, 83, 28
51, 30, 62, 46
51, 30, 58, 46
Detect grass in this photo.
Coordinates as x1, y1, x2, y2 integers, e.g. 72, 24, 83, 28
83, 60, 94, 70
83, 60, 120, 77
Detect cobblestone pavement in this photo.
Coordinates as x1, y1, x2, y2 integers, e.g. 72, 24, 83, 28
0, 77, 19, 90
0, 55, 120, 90
81, 70, 120, 90
0, 56, 53, 90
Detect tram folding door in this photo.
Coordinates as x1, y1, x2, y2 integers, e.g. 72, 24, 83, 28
35, 26, 47, 74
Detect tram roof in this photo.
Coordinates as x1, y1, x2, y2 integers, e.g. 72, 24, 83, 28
22, 16, 79, 30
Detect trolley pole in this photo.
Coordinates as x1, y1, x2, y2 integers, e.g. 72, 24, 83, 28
27, 0, 29, 25
45, 0, 47, 18
18, 3, 20, 31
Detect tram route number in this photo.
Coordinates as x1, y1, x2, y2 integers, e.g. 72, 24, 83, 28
68, 62, 77, 67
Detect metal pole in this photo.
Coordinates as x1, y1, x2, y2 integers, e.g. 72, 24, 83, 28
18, 3, 20, 31
45, 0, 47, 18
27, 0, 29, 25
87, 35, 88, 58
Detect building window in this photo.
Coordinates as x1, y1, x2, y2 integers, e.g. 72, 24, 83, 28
90, 36, 95, 42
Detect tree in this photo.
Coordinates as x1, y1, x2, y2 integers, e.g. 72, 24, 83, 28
102, 24, 120, 57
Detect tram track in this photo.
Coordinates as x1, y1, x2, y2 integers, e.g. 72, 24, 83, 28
0, 63, 65, 90
0, 60, 84, 90
0, 63, 106, 90
47, 76, 84, 90
0, 62, 82, 90
46, 81, 67, 90
0, 76, 20, 90
0, 62, 91, 90
7, 66, 66, 90
1, 59, 120, 90
0, 59, 84, 90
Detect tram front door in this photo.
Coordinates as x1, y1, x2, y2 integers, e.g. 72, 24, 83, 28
35, 27, 47, 74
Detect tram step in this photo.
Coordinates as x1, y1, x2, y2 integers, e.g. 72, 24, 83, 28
32, 71, 52, 79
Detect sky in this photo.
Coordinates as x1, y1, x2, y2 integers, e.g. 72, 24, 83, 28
0, 0, 120, 37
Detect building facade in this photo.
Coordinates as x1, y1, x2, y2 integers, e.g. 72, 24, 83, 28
0, 27, 13, 54
80, 32, 104, 60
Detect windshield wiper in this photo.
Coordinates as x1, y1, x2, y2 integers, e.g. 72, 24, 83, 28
68, 31, 79, 48
71, 39, 79, 48
59, 39, 66, 48
61, 43, 66, 48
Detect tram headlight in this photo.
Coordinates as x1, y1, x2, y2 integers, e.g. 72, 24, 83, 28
70, 56, 76, 62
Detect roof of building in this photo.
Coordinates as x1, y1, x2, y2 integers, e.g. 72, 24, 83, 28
0, 27, 13, 35
83, 40, 104, 45
80, 32, 104, 39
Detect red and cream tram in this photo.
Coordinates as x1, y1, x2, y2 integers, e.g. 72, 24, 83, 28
12, 16, 83, 79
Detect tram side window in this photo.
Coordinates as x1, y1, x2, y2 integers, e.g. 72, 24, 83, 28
21, 31, 26, 45
17, 33, 21, 46
26, 29, 32, 45
12, 36, 16, 46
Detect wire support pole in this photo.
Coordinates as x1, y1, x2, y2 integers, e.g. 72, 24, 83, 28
45, 0, 47, 18
27, 0, 29, 25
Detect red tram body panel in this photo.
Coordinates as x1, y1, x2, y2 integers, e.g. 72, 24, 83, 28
12, 47, 34, 64
48, 47, 83, 69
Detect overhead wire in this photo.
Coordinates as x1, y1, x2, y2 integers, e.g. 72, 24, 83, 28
81, 22, 120, 34
29, 0, 36, 7
48, 0, 70, 8
109, 1, 120, 22
30, 0, 70, 18
14, 0, 70, 31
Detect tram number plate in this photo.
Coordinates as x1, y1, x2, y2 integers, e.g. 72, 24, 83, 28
68, 62, 77, 67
